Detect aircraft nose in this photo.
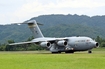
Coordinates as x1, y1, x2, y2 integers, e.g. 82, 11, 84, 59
96, 42, 98, 46
95, 42, 99, 48
92, 41, 99, 48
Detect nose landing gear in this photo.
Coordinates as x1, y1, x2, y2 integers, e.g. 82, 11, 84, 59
88, 50, 92, 53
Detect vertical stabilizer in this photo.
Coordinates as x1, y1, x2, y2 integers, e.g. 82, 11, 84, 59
27, 20, 44, 38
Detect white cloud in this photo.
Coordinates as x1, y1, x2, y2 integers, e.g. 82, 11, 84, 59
0, 0, 105, 24
67, 0, 105, 8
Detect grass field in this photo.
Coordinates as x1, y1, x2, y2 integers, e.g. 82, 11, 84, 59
0, 48, 105, 69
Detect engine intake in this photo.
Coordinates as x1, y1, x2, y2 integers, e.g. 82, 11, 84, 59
40, 42, 51, 48
57, 40, 67, 46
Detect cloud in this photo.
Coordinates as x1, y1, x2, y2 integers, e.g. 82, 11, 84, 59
0, 0, 105, 24
14, 0, 105, 17
61, 0, 105, 8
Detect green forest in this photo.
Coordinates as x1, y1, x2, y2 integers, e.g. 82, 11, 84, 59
0, 14, 105, 51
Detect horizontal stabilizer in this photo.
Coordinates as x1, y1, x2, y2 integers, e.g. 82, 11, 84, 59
13, 20, 43, 25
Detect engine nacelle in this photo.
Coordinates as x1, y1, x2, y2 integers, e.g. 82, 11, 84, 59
57, 40, 67, 46
40, 42, 51, 48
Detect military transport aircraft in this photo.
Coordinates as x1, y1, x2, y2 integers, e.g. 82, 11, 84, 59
9, 20, 99, 53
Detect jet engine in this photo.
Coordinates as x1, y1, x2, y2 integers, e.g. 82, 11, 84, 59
40, 42, 51, 48
57, 40, 67, 46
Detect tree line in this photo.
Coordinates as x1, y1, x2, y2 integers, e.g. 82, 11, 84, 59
0, 36, 105, 51
95, 36, 105, 47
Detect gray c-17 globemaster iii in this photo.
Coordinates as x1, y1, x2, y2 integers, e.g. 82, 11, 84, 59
9, 20, 99, 53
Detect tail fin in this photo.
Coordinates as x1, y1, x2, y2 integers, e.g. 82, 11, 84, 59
27, 20, 44, 38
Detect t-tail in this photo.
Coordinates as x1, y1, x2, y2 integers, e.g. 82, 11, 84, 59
26, 20, 44, 38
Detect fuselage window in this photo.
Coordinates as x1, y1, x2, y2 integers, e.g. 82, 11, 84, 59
78, 40, 85, 42
87, 40, 90, 42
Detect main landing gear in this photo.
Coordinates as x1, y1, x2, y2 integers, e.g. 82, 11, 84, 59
52, 51, 61, 54
65, 51, 74, 53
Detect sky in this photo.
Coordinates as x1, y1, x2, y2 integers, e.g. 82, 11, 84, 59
0, 0, 105, 25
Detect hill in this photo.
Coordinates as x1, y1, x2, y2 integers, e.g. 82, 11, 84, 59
0, 14, 105, 43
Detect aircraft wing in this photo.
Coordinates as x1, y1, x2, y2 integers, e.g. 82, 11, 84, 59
9, 41, 37, 45
9, 37, 68, 46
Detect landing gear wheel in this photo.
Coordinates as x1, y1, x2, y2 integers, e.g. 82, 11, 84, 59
58, 51, 61, 53
88, 51, 92, 53
65, 51, 74, 53
52, 52, 61, 54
